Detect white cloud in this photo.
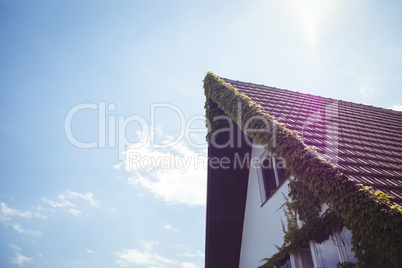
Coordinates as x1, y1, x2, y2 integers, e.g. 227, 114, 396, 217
180, 250, 204, 258
389, 104, 402, 111
9, 244, 32, 267
1, 202, 33, 219
113, 163, 122, 170
115, 248, 200, 268
32, 208, 47, 219
181, 262, 200, 268
140, 240, 159, 251
42, 197, 75, 208
122, 132, 207, 206
115, 240, 202, 268
115, 248, 175, 267
42, 190, 100, 216
9, 244, 21, 251
12, 223, 41, 236
66, 208, 83, 216
164, 224, 180, 231
0, 202, 43, 236
59, 190, 100, 208
86, 248, 95, 254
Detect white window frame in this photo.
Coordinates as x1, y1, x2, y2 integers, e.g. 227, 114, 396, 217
309, 231, 355, 267
257, 150, 281, 204
308, 203, 356, 267
289, 247, 314, 268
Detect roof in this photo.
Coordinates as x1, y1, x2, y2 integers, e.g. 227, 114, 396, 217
204, 73, 402, 267
223, 78, 402, 206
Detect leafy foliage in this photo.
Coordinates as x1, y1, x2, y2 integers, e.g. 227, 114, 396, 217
258, 181, 343, 268
203, 72, 402, 268
337, 262, 357, 268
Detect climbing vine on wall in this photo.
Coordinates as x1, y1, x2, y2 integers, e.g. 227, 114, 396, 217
258, 180, 344, 268
203, 72, 402, 268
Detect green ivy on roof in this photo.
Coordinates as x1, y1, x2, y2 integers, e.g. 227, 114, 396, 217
203, 72, 402, 268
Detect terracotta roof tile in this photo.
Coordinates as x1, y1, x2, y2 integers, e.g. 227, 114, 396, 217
223, 78, 402, 206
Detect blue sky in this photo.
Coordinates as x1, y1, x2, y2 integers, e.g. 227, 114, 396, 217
1, 0, 402, 267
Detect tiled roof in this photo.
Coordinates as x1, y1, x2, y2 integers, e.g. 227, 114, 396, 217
223, 78, 402, 206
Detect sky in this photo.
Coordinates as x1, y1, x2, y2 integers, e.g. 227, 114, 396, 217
1, 0, 402, 267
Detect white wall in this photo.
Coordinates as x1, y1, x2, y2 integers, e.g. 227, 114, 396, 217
239, 146, 290, 268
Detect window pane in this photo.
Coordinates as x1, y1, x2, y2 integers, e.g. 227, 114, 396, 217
261, 157, 276, 197
279, 259, 291, 268
276, 161, 287, 184
339, 227, 357, 263
316, 237, 340, 267
299, 248, 314, 268
258, 154, 289, 204
292, 247, 314, 268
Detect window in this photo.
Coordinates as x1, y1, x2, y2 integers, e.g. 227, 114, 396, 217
310, 237, 340, 267
310, 227, 357, 267
257, 151, 287, 205
285, 230, 356, 268
278, 258, 292, 268
337, 227, 357, 264
290, 247, 314, 268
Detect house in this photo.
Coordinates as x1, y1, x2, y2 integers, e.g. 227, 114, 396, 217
203, 72, 402, 268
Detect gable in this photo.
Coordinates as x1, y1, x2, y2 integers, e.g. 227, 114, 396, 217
203, 72, 402, 267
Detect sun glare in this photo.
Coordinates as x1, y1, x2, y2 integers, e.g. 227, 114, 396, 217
288, 0, 335, 45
